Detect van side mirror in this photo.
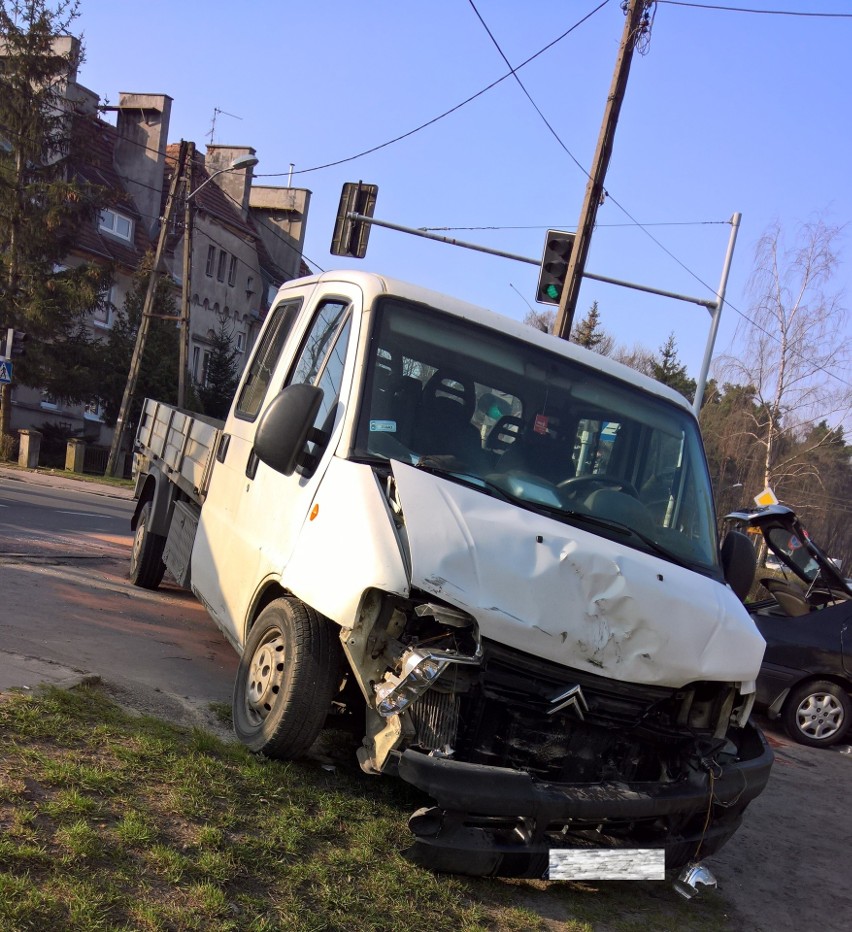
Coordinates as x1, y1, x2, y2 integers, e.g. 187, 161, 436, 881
254, 383, 324, 476
720, 530, 756, 602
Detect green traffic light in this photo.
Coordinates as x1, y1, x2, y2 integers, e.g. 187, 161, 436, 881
546, 284, 560, 300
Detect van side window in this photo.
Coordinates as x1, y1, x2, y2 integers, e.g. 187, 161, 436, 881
288, 300, 352, 442
234, 299, 302, 420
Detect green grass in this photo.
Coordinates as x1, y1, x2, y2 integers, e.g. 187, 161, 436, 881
0, 686, 737, 931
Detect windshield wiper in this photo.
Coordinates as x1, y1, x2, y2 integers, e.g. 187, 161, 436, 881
577, 514, 693, 569
413, 460, 516, 504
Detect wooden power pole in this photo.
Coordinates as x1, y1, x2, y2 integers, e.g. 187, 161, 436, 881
106, 140, 188, 477
553, 0, 653, 340
178, 141, 195, 409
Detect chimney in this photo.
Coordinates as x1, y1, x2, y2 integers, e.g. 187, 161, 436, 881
205, 145, 257, 219
114, 93, 173, 237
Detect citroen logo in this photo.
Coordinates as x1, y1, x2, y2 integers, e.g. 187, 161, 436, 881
547, 684, 588, 720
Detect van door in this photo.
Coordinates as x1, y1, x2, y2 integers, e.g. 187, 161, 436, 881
191, 283, 360, 648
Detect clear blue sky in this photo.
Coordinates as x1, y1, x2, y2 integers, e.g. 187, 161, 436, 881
73, 0, 851, 397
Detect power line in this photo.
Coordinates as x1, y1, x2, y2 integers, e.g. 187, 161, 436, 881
656, 1, 852, 17
466, 0, 590, 176
255, 1, 611, 179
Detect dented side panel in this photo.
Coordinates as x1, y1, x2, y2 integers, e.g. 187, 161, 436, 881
391, 461, 765, 690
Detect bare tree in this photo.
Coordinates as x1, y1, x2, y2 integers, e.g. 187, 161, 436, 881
523, 307, 555, 333
717, 218, 850, 493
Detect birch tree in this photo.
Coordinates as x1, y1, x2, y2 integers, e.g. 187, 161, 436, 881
718, 218, 850, 493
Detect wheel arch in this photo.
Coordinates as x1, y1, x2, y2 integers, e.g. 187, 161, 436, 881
783, 672, 852, 706
131, 469, 176, 537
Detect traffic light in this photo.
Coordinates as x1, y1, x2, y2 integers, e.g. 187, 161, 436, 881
4, 328, 28, 358
330, 181, 379, 258
10, 329, 28, 357
536, 230, 575, 305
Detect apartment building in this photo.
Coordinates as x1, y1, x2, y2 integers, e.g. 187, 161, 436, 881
6, 39, 310, 451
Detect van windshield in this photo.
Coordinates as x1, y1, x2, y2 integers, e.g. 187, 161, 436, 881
354, 298, 720, 573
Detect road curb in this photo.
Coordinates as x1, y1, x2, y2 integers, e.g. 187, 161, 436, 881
0, 650, 101, 695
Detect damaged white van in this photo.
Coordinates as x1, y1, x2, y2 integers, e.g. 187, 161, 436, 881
131, 270, 772, 877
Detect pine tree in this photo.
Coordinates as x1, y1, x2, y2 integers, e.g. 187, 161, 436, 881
570, 301, 613, 354
98, 262, 179, 429
0, 0, 113, 439
650, 333, 696, 402
197, 317, 240, 420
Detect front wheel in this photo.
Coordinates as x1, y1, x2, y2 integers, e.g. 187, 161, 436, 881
782, 679, 851, 748
129, 501, 166, 590
232, 598, 343, 759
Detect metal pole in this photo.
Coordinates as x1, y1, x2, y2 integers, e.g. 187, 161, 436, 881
693, 212, 741, 416
348, 212, 717, 310
178, 142, 195, 409
554, 0, 652, 340
106, 140, 188, 477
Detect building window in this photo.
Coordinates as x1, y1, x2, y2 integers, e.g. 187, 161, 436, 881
84, 398, 105, 421
191, 346, 200, 379
206, 245, 216, 277
92, 284, 113, 327
228, 255, 238, 286
217, 250, 227, 282
236, 332, 245, 353
202, 350, 211, 386
40, 392, 59, 410
246, 276, 254, 295
99, 209, 133, 241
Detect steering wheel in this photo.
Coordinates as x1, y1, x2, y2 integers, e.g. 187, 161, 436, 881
557, 475, 640, 500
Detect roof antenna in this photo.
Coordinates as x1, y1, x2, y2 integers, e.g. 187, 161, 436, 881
207, 107, 242, 144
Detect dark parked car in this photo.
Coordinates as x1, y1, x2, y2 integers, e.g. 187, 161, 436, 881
726, 505, 851, 748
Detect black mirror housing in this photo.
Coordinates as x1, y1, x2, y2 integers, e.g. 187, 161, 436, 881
720, 530, 756, 602
254, 384, 324, 476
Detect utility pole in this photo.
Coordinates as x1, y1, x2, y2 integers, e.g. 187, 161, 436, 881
106, 140, 188, 477
553, 0, 653, 340
178, 141, 195, 409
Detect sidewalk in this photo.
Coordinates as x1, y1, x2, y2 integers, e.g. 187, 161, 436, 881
0, 461, 134, 499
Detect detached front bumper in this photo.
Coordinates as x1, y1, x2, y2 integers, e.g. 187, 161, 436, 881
399, 723, 773, 877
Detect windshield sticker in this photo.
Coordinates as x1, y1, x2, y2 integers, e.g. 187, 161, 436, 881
534, 414, 549, 435
370, 419, 397, 433
788, 534, 802, 550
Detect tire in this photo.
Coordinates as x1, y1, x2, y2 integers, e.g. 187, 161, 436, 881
232, 598, 343, 759
782, 679, 852, 748
129, 501, 166, 590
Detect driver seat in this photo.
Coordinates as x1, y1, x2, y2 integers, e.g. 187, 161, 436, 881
761, 578, 811, 617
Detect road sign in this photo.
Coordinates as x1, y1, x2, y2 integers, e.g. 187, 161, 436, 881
0, 360, 12, 384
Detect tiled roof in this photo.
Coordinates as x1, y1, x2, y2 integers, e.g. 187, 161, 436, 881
164, 145, 255, 239
70, 117, 152, 270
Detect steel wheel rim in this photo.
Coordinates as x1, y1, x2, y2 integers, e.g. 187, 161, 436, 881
130, 518, 145, 572
796, 692, 844, 740
244, 631, 287, 725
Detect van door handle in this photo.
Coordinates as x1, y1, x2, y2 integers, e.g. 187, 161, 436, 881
246, 449, 259, 480
216, 433, 231, 463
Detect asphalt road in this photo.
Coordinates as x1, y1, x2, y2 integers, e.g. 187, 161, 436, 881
1, 464, 850, 931
0, 466, 238, 730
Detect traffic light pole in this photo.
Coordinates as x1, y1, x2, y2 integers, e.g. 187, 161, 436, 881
106, 140, 188, 478
554, 0, 652, 340
344, 211, 717, 310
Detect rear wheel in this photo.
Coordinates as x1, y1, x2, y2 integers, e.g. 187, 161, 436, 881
232, 597, 343, 759
782, 679, 851, 748
129, 501, 166, 590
